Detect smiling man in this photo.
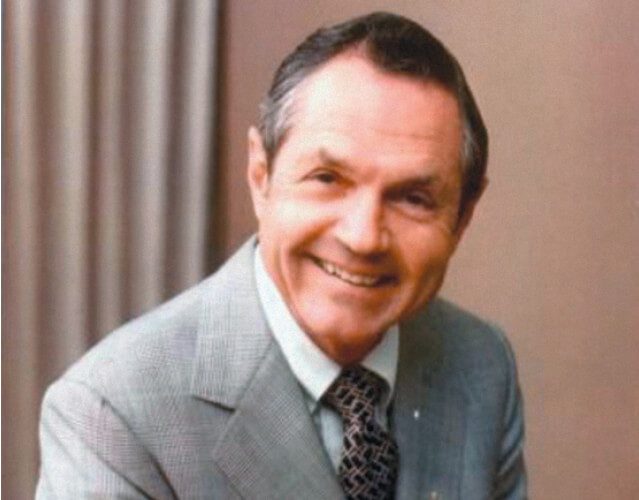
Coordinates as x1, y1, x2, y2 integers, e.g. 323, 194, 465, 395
37, 12, 526, 500
250, 53, 468, 367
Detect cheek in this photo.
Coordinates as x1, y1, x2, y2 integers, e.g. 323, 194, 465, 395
401, 233, 456, 315
259, 199, 306, 244
400, 226, 457, 282
277, 199, 339, 248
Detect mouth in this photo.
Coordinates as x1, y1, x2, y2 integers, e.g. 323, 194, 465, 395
311, 256, 396, 288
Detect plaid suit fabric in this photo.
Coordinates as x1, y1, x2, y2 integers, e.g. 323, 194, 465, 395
36, 238, 526, 499
324, 366, 399, 500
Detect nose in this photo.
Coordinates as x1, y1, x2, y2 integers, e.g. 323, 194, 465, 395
334, 192, 390, 255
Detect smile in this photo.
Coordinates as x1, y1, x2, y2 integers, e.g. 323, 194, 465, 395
312, 257, 394, 288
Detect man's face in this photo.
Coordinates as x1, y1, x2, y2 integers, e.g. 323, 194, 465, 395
249, 54, 478, 365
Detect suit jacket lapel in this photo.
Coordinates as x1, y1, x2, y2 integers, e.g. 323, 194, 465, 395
394, 303, 467, 500
212, 342, 342, 499
190, 239, 341, 499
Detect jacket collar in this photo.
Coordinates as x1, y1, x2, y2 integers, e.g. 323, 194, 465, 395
190, 237, 270, 408
190, 237, 342, 498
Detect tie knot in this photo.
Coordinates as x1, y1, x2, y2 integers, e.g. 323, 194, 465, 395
324, 366, 386, 421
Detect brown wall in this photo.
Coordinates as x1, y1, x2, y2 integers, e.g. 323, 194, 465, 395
216, 1, 639, 498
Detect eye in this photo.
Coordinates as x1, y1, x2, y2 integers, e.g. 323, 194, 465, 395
402, 190, 435, 209
388, 187, 438, 220
304, 168, 342, 186
312, 170, 338, 184
300, 167, 349, 198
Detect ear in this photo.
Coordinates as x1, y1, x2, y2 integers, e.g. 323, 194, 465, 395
453, 177, 488, 244
246, 126, 270, 221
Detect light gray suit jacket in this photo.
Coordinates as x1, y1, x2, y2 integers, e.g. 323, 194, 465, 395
37, 238, 526, 499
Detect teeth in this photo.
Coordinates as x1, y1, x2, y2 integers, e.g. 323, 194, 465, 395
318, 259, 383, 287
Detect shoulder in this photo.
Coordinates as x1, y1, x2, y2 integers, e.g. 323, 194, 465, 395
54, 238, 258, 402
55, 275, 211, 405
36, 245, 259, 499
427, 297, 515, 366
403, 297, 519, 396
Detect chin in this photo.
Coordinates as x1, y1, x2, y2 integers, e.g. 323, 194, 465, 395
323, 335, 383, 366
304, 314, 389, 363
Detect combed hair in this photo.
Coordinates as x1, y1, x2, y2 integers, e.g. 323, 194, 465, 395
258, 12, 488, 217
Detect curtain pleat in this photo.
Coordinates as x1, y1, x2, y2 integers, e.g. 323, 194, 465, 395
36, 0, 93, 376
2, 1, 220, 498
165, 1, 217, 296
92, 0, 126, 338
3, 1, 41, 493
122, 0, 172, 315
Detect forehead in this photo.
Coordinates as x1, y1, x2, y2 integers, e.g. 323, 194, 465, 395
282, 53, 463, 171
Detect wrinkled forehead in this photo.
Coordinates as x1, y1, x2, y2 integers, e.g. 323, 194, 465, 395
283, 53, 463, 162
288, 53, 458, 127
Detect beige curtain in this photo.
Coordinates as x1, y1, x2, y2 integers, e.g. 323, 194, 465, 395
2, 1, 220, 497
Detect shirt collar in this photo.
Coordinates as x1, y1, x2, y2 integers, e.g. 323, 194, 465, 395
254, 245, 399, 405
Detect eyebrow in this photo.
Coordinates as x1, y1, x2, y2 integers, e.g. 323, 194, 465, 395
315, 148, 355, 173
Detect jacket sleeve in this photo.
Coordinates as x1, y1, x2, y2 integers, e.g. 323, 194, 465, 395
493, 335, 527, 500
36, 378, 176, 500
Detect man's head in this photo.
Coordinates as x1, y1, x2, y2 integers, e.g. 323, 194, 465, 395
248, 12, 487, 365
258, 11, 488, 219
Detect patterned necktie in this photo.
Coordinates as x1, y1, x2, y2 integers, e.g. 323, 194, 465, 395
323, 366, 399, 500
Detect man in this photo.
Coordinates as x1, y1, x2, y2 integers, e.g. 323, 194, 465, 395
37, 12, 526, 499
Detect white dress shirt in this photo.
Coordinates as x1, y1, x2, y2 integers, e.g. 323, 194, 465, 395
254, 246, 399, 470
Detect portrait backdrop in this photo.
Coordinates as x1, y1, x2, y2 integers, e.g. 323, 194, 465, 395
3, 1, 639, 499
